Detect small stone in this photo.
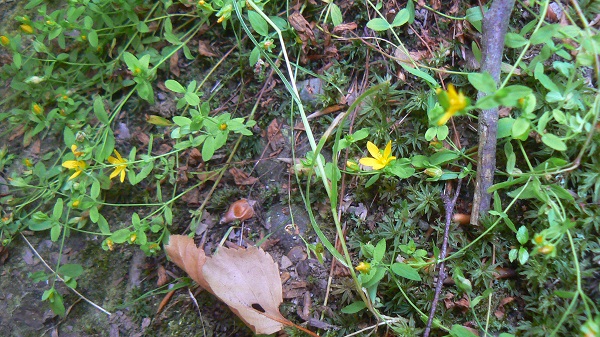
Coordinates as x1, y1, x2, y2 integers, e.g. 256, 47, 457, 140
280, 255, 293, 269
287, 246, 307, 263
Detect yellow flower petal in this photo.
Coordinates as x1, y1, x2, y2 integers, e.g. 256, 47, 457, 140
359, 157, 385, 170
383, 141, 393, 159
366, 141, 382, 160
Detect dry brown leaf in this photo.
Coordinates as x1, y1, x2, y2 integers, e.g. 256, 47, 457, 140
164, 235, 210, 289
267, 119, 285, 151
164, 236, 320, 336
198, 40, 218, 57
332, 22, 357, 34
229, 167, 259, 186
169, 52, 180, 77
203, 245, 289, 335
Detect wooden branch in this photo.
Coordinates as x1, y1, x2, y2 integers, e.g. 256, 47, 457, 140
423, 179, 462, 337
471, 0, 515, 226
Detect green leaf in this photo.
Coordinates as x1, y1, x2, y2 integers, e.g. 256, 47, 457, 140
330, 3, 342, 26
184, 92, 200, 106
468, 72, 497, 94
391, 9, 409, 27
341, 301, 367, 314
365, 174, 380, 188
401, 64, 437, 86
249, 46, 260, 66
50, 224, 61, 241
96, 129, 115, 161
97, 214, 111, 235
509, 248, 518, 262
450, 324, 479, 337
530, 24, 560, 45
164, 206, 173, 225
366, 18, 391, 31
58, 264, 84, 278
518, 247, 529, 264
516, 226, 529, 245
534, 63, 560, 93
53, 198, 64, 219
89, 206, 99, 223
504, 33, 528, 48
541, 133, 566, 151
429, 150, 459, 166
91, 180, 101, 199
391, 262, 421, 281
63, 127, 75, 147
202, 139, 216, 161
373, 239, 386, 262
93, 96, 109, 124
511, 117, 530, 139
88, 30, 98, 48
424, 127, 437, 141
111, 229, 131, 244
122, 52, 139, 71
497, 117, 515, 139
43, 288, 66, 317
504, 141, 515, 174
165, 79, 186, 93
437, 125, 449, 140
248, 11, 268, 36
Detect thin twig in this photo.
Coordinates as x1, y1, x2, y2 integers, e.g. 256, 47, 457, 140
423, 178, 462, 337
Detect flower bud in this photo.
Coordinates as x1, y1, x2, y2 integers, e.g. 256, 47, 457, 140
355, 261, 371, 274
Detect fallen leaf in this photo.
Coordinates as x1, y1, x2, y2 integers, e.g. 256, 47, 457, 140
198, 40, 218, 57
164, 235, 319, 336
169, 52, 180, 77
267, 119, 285, 151
203, 245, 288, 334
157, 265, 168, 286
332, 22, 357, 34
164, 235, 210, 289
229, 167, 259, 186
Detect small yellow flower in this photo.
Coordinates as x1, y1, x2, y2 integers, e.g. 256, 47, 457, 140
32, 103, 43, 115
71, 144, 84, 158
129, 233, 137, 244
219, 123, 227, 130
62, 159, 86, 180
436, 84, 468, 126
0, 35, 9, 46
105, 238, 114, 251
217, 15, 225, 23
24, 158, 33, 167
533, 233, 544, 245
132, 67, 142, 75
20, 24, 34, 34
355, 261, 371, 274
71, 200, 80, 208
108, 150, 128, 183
198, 0, 205, 4
80, 34, 86, 41
537, 244, 555, 255
359, 141, 396, 170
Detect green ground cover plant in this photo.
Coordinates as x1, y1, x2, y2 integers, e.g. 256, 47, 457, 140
1, 0, 599, 336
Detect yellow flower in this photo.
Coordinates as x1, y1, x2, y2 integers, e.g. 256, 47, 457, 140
355, 261, 371, 274
71, 144, 84, 158
62, 159, 86, 180
32, 103, 43, 115
71, 200, 80, 208
0, 35, 9, 46
105, 238, 114, 251
359, 141, 396, 170
20, 24, 34, 34
217, 15, 225, 23
108, 150, 128, 183
436, 84, 468, 126
129, 233, 137, 244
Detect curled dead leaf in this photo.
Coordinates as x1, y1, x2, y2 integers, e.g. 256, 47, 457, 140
220, 198, 255, 224
164, 235, 319, 336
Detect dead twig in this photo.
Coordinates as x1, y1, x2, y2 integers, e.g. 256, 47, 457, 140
423, 178, 462, 337
471, 0, 515, 226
